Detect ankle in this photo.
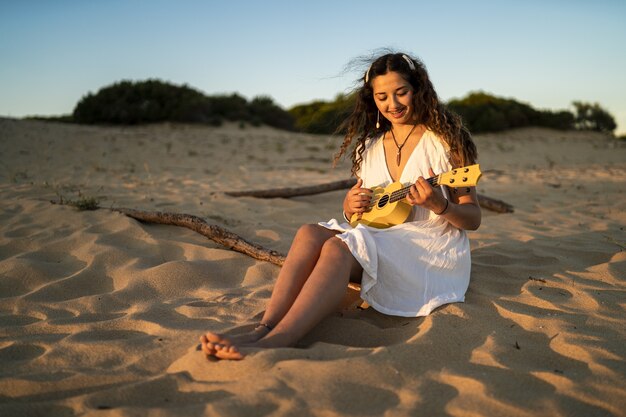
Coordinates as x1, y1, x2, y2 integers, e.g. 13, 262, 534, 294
254, 323, 273, 333
256, 331, 298, 348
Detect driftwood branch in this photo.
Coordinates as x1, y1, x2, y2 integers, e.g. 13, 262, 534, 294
112, 208, 287, 266
225, 179, 514, 213
225, 179, 357, 198
476, 194, 514, 213
49, 199, 287, 266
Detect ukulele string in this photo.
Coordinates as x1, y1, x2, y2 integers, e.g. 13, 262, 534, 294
364, 177, 439, 209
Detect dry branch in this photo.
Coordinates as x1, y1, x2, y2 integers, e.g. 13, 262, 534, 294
476, 194, 514, 213
112, 207, 287, 266
49, 199, 287, 266
225, 179, 514, 213
225, 179, 357, 198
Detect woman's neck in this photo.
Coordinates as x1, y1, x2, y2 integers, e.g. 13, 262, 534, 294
389, 122, 425, 139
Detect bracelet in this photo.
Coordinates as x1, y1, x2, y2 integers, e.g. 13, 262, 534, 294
342, 211, 351, 222
434, 199, 449, 215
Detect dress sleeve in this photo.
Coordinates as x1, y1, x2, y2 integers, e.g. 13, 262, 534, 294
432, 135, 454, 202
434, 140, 453, 174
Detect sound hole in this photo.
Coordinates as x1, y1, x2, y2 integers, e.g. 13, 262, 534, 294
377, 194, 390, 208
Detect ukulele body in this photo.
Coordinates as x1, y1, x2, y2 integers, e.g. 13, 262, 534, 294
348, 164, 482, 229
350, 182, 413, 229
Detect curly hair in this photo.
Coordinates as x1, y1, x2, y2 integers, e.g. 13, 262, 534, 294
334, 52, 477, 177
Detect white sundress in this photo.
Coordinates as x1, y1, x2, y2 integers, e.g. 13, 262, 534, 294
319, 130, 471, 317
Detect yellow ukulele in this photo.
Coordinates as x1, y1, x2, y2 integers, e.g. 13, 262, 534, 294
350, 164, 482, 229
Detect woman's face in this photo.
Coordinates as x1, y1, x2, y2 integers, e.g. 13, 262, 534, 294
371, 71, 416, 126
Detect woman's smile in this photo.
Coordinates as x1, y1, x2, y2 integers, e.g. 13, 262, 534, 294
388, 108, 407, 119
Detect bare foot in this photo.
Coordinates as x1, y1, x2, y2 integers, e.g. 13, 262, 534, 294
199, 325, 270, 357
212, 343, 248, 360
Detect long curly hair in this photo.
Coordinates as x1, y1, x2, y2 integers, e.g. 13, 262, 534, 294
334, 52, 477, 177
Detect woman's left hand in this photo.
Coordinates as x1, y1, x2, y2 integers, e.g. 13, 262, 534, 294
406, 168, 448, 214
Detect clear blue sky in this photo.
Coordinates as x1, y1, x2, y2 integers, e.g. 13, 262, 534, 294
1, 0, 625, 133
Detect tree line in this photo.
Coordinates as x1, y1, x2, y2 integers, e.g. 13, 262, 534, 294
289, 91, 617, 135
36, 79, 618, 135
71, 79, 295, 131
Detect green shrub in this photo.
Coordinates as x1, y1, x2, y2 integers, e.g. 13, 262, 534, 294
572, 101, 617, 133
289, 93, 354, 134
72, 79, 294, 129
249, 96, 295, 130
447, 91, 575, 133
73, 79, 209, 124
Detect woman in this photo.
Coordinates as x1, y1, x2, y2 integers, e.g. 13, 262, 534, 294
200, 52, 481, 360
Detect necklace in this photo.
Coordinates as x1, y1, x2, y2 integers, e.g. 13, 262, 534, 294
389, 123, 418, 166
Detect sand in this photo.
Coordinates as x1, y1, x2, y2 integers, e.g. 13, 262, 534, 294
0, 117, 624, 416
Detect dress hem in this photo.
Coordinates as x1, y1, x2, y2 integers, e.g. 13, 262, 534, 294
363, 294, 466, 318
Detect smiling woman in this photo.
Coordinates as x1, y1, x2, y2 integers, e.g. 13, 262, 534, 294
335, 53, 477, 177
199, 51, 482, 361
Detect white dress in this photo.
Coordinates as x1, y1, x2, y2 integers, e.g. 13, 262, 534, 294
319, 130, 471, 317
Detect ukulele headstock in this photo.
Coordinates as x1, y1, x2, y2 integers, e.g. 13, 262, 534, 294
439, 164, 482, 188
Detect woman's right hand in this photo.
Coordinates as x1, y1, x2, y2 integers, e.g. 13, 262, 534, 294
343, 179, 372, 219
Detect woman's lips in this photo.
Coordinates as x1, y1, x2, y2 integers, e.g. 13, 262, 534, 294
389, 108, 406, 119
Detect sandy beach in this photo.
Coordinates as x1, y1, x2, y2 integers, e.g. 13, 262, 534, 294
0, 117, 625, 416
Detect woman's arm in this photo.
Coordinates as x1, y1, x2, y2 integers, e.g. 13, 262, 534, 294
407, 168, 482, 231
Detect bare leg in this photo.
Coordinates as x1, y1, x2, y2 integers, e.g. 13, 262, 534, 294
209, 237, 363, 359
261, 224, 344, 327
201, 224, 340, 353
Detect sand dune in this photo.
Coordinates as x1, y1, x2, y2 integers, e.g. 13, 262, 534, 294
0, 118, 624, 416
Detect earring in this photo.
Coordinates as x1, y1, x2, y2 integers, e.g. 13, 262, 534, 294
376, 111, 380, 129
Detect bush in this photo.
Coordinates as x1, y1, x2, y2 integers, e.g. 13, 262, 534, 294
289, 93, 354, 134
447, 91, 575, 133
536, 110, 575, 130
73, 79, 210, 124
72, 79, 294, 129
249, 96, 295, 130
572, 101, 617, 133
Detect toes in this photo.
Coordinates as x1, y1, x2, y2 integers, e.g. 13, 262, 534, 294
200, 331, 247, 359
207, 342, 224, 351
202, 341, 216, 355
215, 345, 245, 360
199, 335, 220, 357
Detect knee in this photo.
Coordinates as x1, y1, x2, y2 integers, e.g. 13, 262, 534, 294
296, 223, 322, 238
320, 236, 351, 261
294, 224, 328, 244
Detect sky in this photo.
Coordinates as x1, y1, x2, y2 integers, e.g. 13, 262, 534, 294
1, 0, 625, 134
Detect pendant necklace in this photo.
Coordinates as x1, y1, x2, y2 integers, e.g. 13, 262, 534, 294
390, 123, 418, 166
